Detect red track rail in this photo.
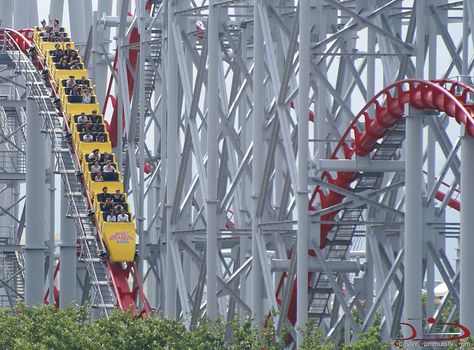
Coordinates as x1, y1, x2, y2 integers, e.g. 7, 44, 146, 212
3, 28, 150, 316
278, 79, 474, 326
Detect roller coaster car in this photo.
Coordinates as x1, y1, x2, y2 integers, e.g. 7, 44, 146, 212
33, 26, 67, 42
53, 67, 88, 84
64, 98, 99, 116
60, 85, 95, 102
76, 139, 112, 159
99, 222, 136, 262
95, 201, 136, 263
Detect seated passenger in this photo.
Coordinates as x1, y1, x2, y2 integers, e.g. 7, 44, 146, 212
49, 16, 61, 34
114, 204, 123, 212
52, 43, 62, 56
97, 134, 107, 142
88, 149, 101, 162
47, 32, 56, 42
58, 58, 69, 69
64, 44, 73, 56
102, 152, 112, 163
112, 190, 125, 203
82, 89, 92, 104
57, 32, 67, 43
103, 161, 115, 173
66, 76, 76, 88
94, 172, 104, 182
97, 187, 110, 202
83, 132, 94, 142
52, 49, 64, 62
90, 110, 101, 123
67, 50, 78, 62
70, 59, 82, 70
106, 209, 117, 222
71, 84, 82, 96
40, 26, 51, 37
40, 19, 47, 30
103, 197, 114, 212
77, 112, 88, 124
90, 160, 101, 173
117, 210, 129, 222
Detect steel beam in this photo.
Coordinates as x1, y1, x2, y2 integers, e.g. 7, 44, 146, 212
25, 98, 46, 306
68, 0, 87, 48
460, 134, 474, 332
59, 182, 76, 308
251, 0, 264, 328
403, 106, 423, 338
296, 0, 310, 345
164, 0, 178, 317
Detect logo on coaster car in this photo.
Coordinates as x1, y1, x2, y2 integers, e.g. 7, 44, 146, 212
109, 232, 132, 244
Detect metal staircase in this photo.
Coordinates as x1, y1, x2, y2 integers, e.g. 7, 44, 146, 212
7, 48, 116, 318
0, 233, 24, 307
308, 120, 406, 327
134, 7, 162, 144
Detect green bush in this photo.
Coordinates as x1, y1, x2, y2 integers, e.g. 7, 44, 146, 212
0, 304, 393, 349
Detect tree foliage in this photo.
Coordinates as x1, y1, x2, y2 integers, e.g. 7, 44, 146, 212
0, 304, 392, 349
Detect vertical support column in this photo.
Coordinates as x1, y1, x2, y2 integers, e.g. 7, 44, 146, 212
83, 0, 93, 35
252, 0, 264, 328
49, 0, 64, 23
460, 135, 474, 332
403, 104, 423, 338
316, 0, 327, 164
136, 0, 148, 290
68, 0, 87, 48
238, 22, 249, 320
59, 183, 76, 307
364, 0, 376, 313
426, 10, 438, 319
92, 0, 112, 106
206, 0, 219, 321
402, 0, 425, 338
28, 0, 38, 28
14, 0, 29, 28
462, 2, 469, 79
296, 0, 310, 345
147, 69, 162, 309
47, 144, 55, 304
0, 0, 13, 28
164, 0, 178, 318
25, 98, 46, 306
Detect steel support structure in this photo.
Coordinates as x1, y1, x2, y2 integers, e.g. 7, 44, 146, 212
3, 1, 474, 348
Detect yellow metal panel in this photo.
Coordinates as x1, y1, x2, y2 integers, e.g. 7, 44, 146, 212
54, 69, 88, 84
40, 40, 75, 53
100, 222, 136, 262
65, 102, 99, 116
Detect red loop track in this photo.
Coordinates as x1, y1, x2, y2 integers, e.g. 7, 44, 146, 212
280, 79, 474, 326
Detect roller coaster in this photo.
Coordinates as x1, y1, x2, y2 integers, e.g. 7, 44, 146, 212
3, 26, 149, 316
1, 1, 474, 347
